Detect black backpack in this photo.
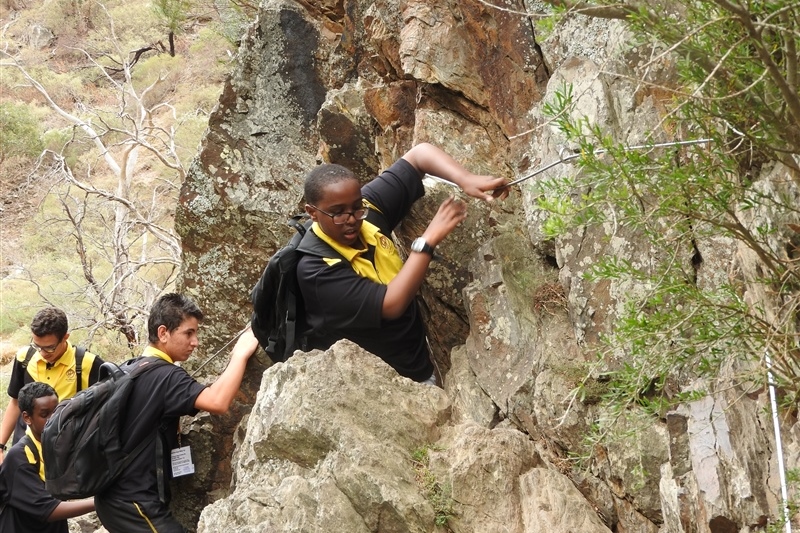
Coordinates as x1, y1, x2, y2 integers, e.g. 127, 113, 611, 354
41, 357, 168, 500
251, 215, 312, 363
10, 346, 87, 446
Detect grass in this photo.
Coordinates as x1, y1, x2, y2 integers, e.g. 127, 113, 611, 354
411, 445, 454, 528
0, 279, 41, 337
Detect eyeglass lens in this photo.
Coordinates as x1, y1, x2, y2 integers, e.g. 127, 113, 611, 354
331, 208, 368, 224
31, 340, 60, 353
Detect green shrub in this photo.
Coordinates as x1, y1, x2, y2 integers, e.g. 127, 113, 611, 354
535, 0, 800, 457
0, 102, 44, 160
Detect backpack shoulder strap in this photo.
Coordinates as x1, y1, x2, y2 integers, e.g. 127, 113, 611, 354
103, 356, 169, 381
130, 356, 170, 376
288, 213, 308, 236
21, 346, 36, 369
74, 347, 86, 393
125, 357, 171, 503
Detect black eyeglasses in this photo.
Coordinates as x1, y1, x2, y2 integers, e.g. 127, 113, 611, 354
30, 338, 62, 354
308, 204, 369, 225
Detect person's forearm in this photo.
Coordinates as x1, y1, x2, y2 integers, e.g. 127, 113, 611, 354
383, 253, 432, 319
0, 399, 20, 446
193, 328, 258, 414
48, 499, 95, 521
195, 355, 250, 414
382, 196, 467, 319
402, 143, 469, 183
402, 143, 509, 202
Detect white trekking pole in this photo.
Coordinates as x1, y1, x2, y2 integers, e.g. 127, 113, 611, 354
766, 350, 792, 532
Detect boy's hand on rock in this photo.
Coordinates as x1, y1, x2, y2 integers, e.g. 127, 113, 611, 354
424, 196, 467, 246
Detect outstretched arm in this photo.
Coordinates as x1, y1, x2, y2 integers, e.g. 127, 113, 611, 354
0, 398, 20, 464
194, 327, 259, 414
402, 142, 510, 202
381, 143, 506, 319
48, 498, 95, 521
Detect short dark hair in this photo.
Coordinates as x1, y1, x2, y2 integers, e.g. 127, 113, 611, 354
30, 307, 68, 339
18, 382, 57, 416
304, 164, 357, 205
147, 293, 204, 343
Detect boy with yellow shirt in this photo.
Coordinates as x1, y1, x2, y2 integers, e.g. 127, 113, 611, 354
0, 381, 95, 532
0, 308, 104, 462
94, 293, 258, 533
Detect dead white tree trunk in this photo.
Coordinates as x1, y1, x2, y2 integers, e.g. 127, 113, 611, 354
1, 28, 186, 346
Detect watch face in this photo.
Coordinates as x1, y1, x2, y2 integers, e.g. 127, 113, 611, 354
411, 238, 425, 252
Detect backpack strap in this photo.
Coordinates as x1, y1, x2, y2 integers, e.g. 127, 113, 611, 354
155, 422, 170, 503
74, 346, 86, 393
113, 357, 172, 503
21, 346, 36, 368
284, 218, 306, 361
287, 213, 308, 236
284, 217, 317, 360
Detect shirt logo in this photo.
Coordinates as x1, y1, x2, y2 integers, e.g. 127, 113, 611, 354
378, 235, 392, 249
66, 368, 77, 382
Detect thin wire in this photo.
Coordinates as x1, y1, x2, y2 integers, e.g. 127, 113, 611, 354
504, 138, 714, 188
189, 325, 249, 377
766, 350, 793, 533
426, 138, 714, 190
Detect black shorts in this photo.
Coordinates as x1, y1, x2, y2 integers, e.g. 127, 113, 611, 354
95, 497, 185, 533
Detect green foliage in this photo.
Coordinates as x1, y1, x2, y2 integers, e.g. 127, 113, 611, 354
765, 468, 800, 532
533, 15, 556, 41
531, 2, 570, 43
39, 0, 100, 41
40, 127, 83, 169
411, 445, 454, 528
534, 0, 800, 452
152, 0, 191, 34
211, 0, 256, 46
102, 2, 164, 50
0, 0, 232, 355
0, 102, 44, 160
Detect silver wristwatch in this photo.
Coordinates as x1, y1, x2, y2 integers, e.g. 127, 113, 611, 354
410, 237, 435, 256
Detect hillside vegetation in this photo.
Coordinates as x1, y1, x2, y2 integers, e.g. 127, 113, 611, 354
0, 0, 250, 367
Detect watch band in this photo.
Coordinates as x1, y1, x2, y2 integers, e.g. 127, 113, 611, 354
411, 237, 435, 256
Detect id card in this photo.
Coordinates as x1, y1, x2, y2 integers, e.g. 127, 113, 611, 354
171, 446, 195, 477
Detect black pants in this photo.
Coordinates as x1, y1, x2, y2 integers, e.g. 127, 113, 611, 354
95, 497, 185, 533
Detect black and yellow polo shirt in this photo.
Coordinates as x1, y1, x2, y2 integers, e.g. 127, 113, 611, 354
0, 428, 66, 533
296, 158, 434, 382
7, 342, 104, 443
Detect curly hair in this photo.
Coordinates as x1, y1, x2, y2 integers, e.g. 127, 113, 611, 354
30, 307, 68, 339
18, 382, 58, 416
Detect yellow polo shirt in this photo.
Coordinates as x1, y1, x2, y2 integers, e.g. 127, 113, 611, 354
14, 342, 100, 401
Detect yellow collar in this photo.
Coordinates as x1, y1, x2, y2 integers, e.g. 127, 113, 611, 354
310, 218, 403, 284
310, 219, 387, 260
37, 341, 76, 369
143, 345, 175, 364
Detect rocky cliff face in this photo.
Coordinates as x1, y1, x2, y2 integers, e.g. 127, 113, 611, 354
175, 0, 799, 531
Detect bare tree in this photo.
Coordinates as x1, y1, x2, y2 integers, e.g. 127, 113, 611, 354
1, 17, 186, 347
